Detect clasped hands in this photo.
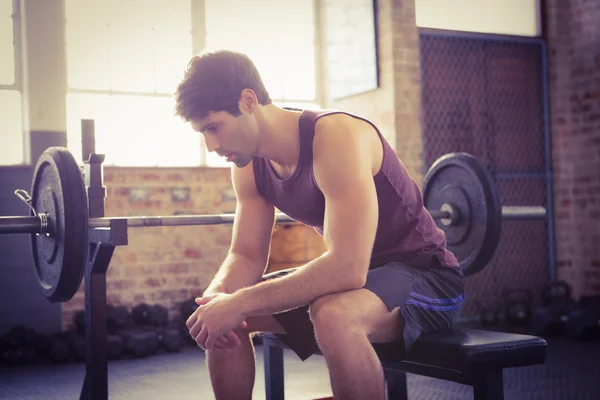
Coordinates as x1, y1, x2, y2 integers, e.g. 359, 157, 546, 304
185, 292, 248, 352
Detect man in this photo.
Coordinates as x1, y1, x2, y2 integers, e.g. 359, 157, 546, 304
176, 50, 465, 400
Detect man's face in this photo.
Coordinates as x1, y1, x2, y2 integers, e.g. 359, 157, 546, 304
190, 110, 258, 168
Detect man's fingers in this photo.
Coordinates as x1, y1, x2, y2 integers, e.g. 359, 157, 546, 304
217, 337, 235, 351
205, 332, 217, 351
195, 297, 211, 306
195, 328, 209, 350
213, 340, 231, 352
217, 333, 236, 350
188, 319, 203, 338
224, 331, 241, 347
195, 294, 217, 306
185, 314, 196, 330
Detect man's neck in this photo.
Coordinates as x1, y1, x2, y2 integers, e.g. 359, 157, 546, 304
254, 105, 303, 168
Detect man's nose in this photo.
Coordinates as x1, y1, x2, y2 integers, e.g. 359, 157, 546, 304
204, 134, 219, 153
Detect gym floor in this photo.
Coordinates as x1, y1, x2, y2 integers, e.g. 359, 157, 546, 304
1, 326, 599, 400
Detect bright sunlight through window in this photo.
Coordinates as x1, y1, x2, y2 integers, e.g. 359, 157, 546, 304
65, 0, 198, 166
65, 0, 319, 167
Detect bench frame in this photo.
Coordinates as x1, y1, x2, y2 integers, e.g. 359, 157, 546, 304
261, 334, 505, 400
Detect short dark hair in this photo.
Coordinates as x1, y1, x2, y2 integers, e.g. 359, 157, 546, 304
174, 50, 272, 121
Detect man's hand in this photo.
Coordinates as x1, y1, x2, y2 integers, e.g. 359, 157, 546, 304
186, 293, 248, 351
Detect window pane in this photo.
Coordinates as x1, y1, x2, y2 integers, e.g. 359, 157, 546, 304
106, 0, 154, 92
108, 24, 155, 92
152, 0, 192, 93
282, 53, 316, 99
66, 93, 201, 166
65, 0, 110, 90
205, 0, 316, 101
66, 0, 192, 94
66, 24, 110, 90
0, 90, 23, 165
0, 0, 11, 16
0, 15, 14, 85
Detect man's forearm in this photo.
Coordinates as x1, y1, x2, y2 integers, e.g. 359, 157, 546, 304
233, 253, 362, 318
205, 252, 265, 295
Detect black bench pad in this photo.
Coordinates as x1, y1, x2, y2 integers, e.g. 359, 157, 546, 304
374, 328, 547, 383
263, 328, 546, 376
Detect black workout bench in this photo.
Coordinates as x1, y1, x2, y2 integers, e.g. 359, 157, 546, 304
261, 328, 547, 400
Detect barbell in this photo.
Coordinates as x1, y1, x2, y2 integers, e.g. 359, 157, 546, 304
0, 147, 549, 303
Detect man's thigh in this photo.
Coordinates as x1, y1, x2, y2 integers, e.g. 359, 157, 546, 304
255, 263, 464, 360
309, 287, 405, 344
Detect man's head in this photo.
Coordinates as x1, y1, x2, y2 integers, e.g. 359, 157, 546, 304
174, 50, 272, 167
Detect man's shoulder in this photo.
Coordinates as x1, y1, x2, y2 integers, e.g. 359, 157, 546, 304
231, 160, 261, 196
313, 112, 366, 141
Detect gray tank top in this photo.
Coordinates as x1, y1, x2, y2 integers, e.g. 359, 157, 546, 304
252, 109, 459, 270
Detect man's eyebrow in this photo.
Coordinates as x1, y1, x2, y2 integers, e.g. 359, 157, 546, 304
200, 122, 215, 132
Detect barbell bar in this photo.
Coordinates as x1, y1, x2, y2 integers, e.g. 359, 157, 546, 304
429, 205, 546, 222
0, 205, 546, 236
0, 212, 295, 234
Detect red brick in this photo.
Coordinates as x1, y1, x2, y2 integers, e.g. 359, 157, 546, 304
184, 249, 202, 259
141, 173, 161, 182
178, 276, 202, 286
113, 188, 130, 196
167, 173, 186, 182
140, 200, 162, 209
125, 265, 157, 277
107, 279, 137, 291
160, 263, 190, 274
150, 289, 189, 301
107, 294, 123, 305
133, 294, 146, 303
547, 0, 600, 298
142, 277, 164, 288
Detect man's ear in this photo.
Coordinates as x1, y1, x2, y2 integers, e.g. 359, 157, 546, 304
239, 88, 258, 113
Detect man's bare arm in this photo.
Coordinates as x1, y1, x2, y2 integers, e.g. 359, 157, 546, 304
204, 160, 275, 295
231, 115, 379, 317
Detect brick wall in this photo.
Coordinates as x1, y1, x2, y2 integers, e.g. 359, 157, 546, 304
62, 167, 235, 329
390, 0, 424, 181
545, 0, 600, 298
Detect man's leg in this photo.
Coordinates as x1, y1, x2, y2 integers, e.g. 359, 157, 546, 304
206, 315, 287, 400
309, 289, 405, 400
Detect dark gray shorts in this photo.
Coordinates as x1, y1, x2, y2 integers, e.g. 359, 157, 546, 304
261, 262, 465, 361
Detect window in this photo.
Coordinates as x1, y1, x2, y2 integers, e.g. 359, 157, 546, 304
65, 0, 199, 166
0, 0, 24, 165
65, 0, 320, 167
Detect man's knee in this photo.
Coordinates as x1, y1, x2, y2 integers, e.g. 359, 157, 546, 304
309, 294, 354, 334
309, 290, 404, 344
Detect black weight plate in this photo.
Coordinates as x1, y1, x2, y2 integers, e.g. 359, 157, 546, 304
423, 153, 502, 276
30, 147, 88, 302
